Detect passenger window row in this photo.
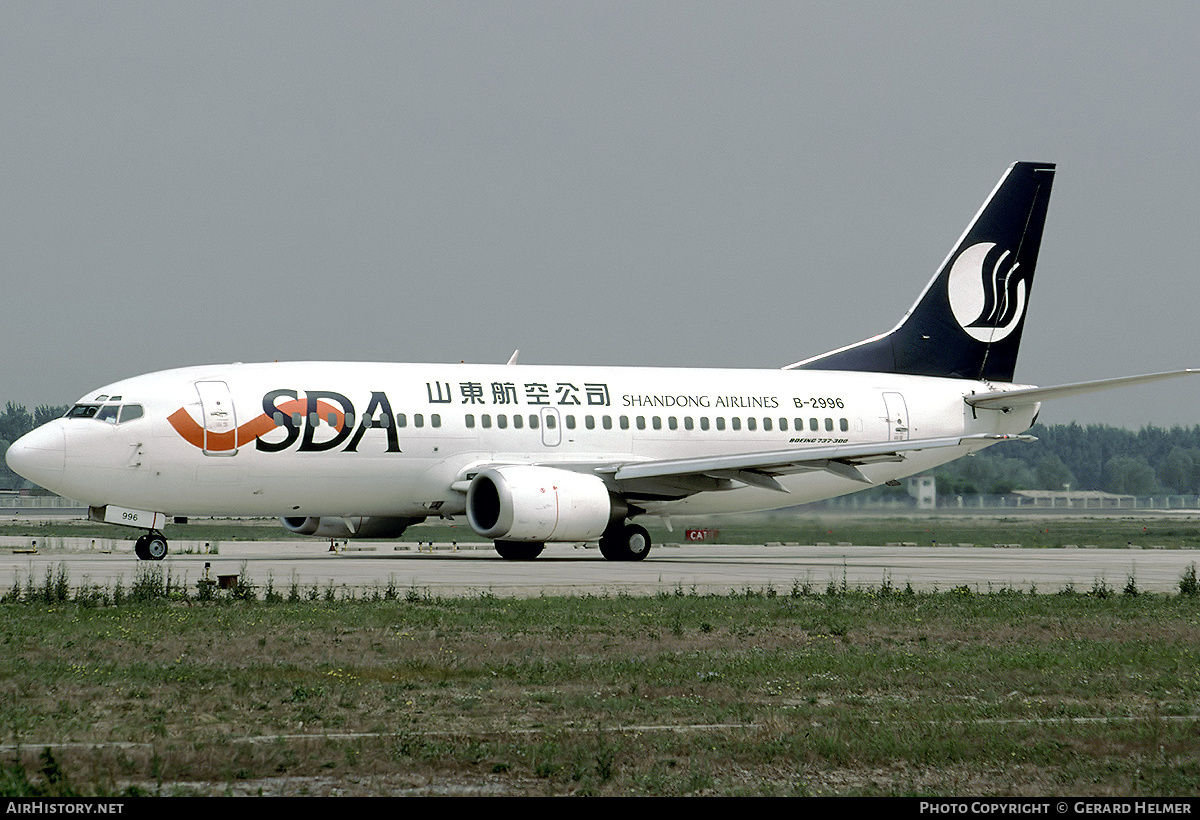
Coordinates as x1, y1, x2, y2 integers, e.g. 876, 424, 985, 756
466, 414, 852, 433
70, 404, 849, 436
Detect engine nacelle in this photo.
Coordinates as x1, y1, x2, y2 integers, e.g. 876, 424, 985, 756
279, 515, 421, 539
466, 465, 621, 542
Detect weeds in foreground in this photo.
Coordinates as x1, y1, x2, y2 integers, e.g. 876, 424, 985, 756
2, 749, 77, 798
1180, 562, 1198, 596
4, 563, 1200, 606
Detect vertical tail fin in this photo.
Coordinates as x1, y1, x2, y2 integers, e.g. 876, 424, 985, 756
786, 162, 1056, 382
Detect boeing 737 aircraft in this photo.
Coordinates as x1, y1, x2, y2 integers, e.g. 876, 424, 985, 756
6, 162, 1195, 561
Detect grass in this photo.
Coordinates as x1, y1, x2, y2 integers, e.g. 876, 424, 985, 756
2, 566, 1200, 796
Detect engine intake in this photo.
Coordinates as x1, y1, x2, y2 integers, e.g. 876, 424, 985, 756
466, 465, 621, 542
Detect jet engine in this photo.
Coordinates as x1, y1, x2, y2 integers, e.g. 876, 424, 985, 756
466, 465, 623, 542
279, 515, 421, 539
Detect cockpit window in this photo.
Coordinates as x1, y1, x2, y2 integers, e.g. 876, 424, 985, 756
66, 403, 144, 424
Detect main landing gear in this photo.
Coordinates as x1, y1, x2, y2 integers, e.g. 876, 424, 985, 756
493, 541, 545, 560
133, 531, 169, 561
491, 522, 652, 561
598, 522, 651, 562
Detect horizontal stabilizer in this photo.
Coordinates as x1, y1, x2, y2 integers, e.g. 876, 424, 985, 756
966, 369, 1199, 411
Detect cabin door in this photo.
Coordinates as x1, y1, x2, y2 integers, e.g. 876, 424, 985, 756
881, 392, 909, 441
195, 380, 238, 456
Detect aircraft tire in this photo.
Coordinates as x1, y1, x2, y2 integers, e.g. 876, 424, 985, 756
494, 540, 544, 560
624, 524, 651, 561
598, 524, 651, 561
133, 535, 150, 561
145, 532, 169, 561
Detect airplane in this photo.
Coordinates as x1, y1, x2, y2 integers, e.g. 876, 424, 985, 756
6, 162, 1196, 561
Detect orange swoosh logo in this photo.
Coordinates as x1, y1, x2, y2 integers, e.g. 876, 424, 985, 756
168, 398, 346, 452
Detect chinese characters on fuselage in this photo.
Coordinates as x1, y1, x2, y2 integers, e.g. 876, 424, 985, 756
426, 381, 611, 407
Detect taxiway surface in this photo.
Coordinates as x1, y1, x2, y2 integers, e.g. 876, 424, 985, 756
2, 539, 1196, 597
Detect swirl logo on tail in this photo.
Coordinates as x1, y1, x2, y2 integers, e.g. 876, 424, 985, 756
947, 242, 1027, 343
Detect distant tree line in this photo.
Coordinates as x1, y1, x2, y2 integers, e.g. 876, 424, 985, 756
2, 400, 1200, 497
933, 423, 1200, 497
0, 402, 70, 490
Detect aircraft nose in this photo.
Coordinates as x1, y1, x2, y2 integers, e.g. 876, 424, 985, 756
5, 423, 65, 489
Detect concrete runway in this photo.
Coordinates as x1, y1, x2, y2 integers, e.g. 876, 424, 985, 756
2, 538, 1198, 597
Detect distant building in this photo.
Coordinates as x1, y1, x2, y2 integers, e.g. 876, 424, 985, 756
907, 475, 936, 509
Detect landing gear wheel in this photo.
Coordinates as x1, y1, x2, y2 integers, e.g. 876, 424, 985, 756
134, 532, 168, 561
145, 532, 168, 561
598, 523, 651, 561
494, 541, 544, 560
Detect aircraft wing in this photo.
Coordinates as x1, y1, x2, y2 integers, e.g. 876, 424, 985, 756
966, 369, 1198, 411
594, 433, 1030, 498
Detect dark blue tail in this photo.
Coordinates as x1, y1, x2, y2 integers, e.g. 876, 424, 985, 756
787, 162, 1056, 383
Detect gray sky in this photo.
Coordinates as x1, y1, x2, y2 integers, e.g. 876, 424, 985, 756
3, 2, 1198, 429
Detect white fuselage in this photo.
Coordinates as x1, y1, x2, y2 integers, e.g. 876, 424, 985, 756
15, 361, 1038, 521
